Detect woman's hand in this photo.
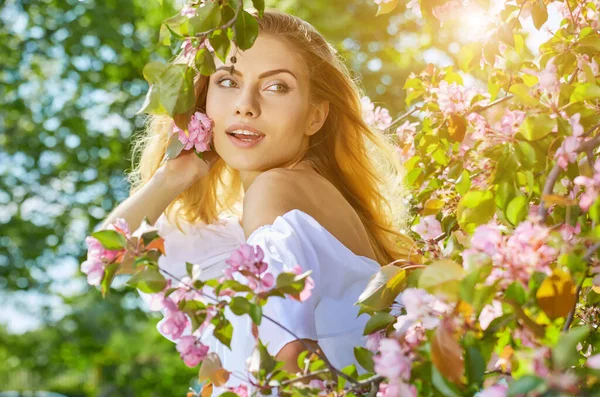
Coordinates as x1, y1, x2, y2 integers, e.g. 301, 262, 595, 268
153, 149, 221, 194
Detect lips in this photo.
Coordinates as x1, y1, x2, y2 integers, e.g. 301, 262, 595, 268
225, 123, 265, 137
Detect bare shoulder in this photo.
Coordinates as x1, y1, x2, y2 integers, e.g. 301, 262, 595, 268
242, 168, 305, 239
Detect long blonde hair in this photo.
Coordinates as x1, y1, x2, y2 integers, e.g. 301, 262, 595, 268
128, 9, 419, 266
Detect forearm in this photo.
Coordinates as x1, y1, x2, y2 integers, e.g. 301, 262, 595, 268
100, 172, 184, 233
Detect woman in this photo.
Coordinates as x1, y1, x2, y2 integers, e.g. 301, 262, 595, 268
101, 8, 417, 392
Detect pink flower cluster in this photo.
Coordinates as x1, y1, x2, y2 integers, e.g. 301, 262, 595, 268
429, 81, 490, 116
499, 109, 526, 138
150, 279, 212, 367
361, 96, 393, 131
555, 113, 585, 170
395, 120, 418, 162
523, 58, 560, 94
222, 244, 275, 293
411, 215, 443, 241
462, 220, 557, 289
574, 158, 600, 211
81, 218, 130, 286
393, 288, 451, 339
374, 338, 416, 397
173, 111, 214, 152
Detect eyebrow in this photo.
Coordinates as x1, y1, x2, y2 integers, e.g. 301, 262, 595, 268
215, 66, 297, 81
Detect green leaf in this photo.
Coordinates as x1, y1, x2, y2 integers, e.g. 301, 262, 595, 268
531, 0, 548, 30
213, 319, 233, 348
186, 262, 194, 278
431, 365, 461, 397
507, 375, 545, 396
518, 115, 555, 141
363, 312, 395, 335
456, 170, 470, 196
195, 48, 216, 76
456, 190, 495, 233
353, 347, 375, 373
90, 230, 127, 250
188, 2, 221, 35
233, 10, 259, 50
136, 85, 168, 116
464, 345, 485, 386
552, 326, 590, 369
101, 262, 120, 298
158, 64, 195, 116
506, 195, 528, 225
419, 259, 465, 301
249, 303, 262, 325
163, 14, 189, 37
165, 131, 185, 160
251, 0, 265, 17
570, 83, 600, 103
356, 265, 407, 311
127, 267, 167, 293
505, 281, 526, 305
229, 296, 251, 316
509, 83, 538, 107
208, 30, 231, 63
143, 62, 168, 84
159, 24, 171, 46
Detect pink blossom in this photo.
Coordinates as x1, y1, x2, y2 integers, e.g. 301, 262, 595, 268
394, 288, 451, 334
405, 0, 422, 17
176, 335, 209, 367
411, 215, 443, 240
362, 96, 393, 130
479, 383, 508, 397
523, 58, 560, 93
377, 381, 417, 397
366, 330, 385, 352
290, 264, 315, 302
430, 81, 489, 116
180, 4, 197, 18
569, 113, 584, 137
395, 120, 419, 141
373, 338, 412, 380
467, 112, 489, 140
559, 223, 581, 243
222, 244, 275, 293
81, 218, 130, 286
229, 385, 249, 397
555, 136, 579, 170
173, 111, 214, 152
470, 224, 503, 257
574, 158, 600, 211
587, 354, 600, 369
431, 81, 470, 115
499, 109, 526, 137
479, 300, 503, 330
160, 307, 189, 340
577, 54, 599, 82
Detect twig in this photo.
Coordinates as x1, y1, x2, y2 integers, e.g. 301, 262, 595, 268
390, 107, 421, 128
279, 369, 331, 387
563, 241, 600, 331
473, 94, 514, 113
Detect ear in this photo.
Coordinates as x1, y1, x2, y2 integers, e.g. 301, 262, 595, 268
306, 101, 329, 136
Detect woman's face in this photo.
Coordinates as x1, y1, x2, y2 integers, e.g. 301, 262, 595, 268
206, 33, 328, 172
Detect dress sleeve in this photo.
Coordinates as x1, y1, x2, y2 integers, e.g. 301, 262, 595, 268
246, 221, 323, 357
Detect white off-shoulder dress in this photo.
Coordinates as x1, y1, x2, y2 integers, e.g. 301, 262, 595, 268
140, 209, 381, 393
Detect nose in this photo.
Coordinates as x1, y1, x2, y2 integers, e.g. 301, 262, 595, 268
234, 88, 261, 118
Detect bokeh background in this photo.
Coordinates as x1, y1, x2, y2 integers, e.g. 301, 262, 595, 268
0, 0, 559, 395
